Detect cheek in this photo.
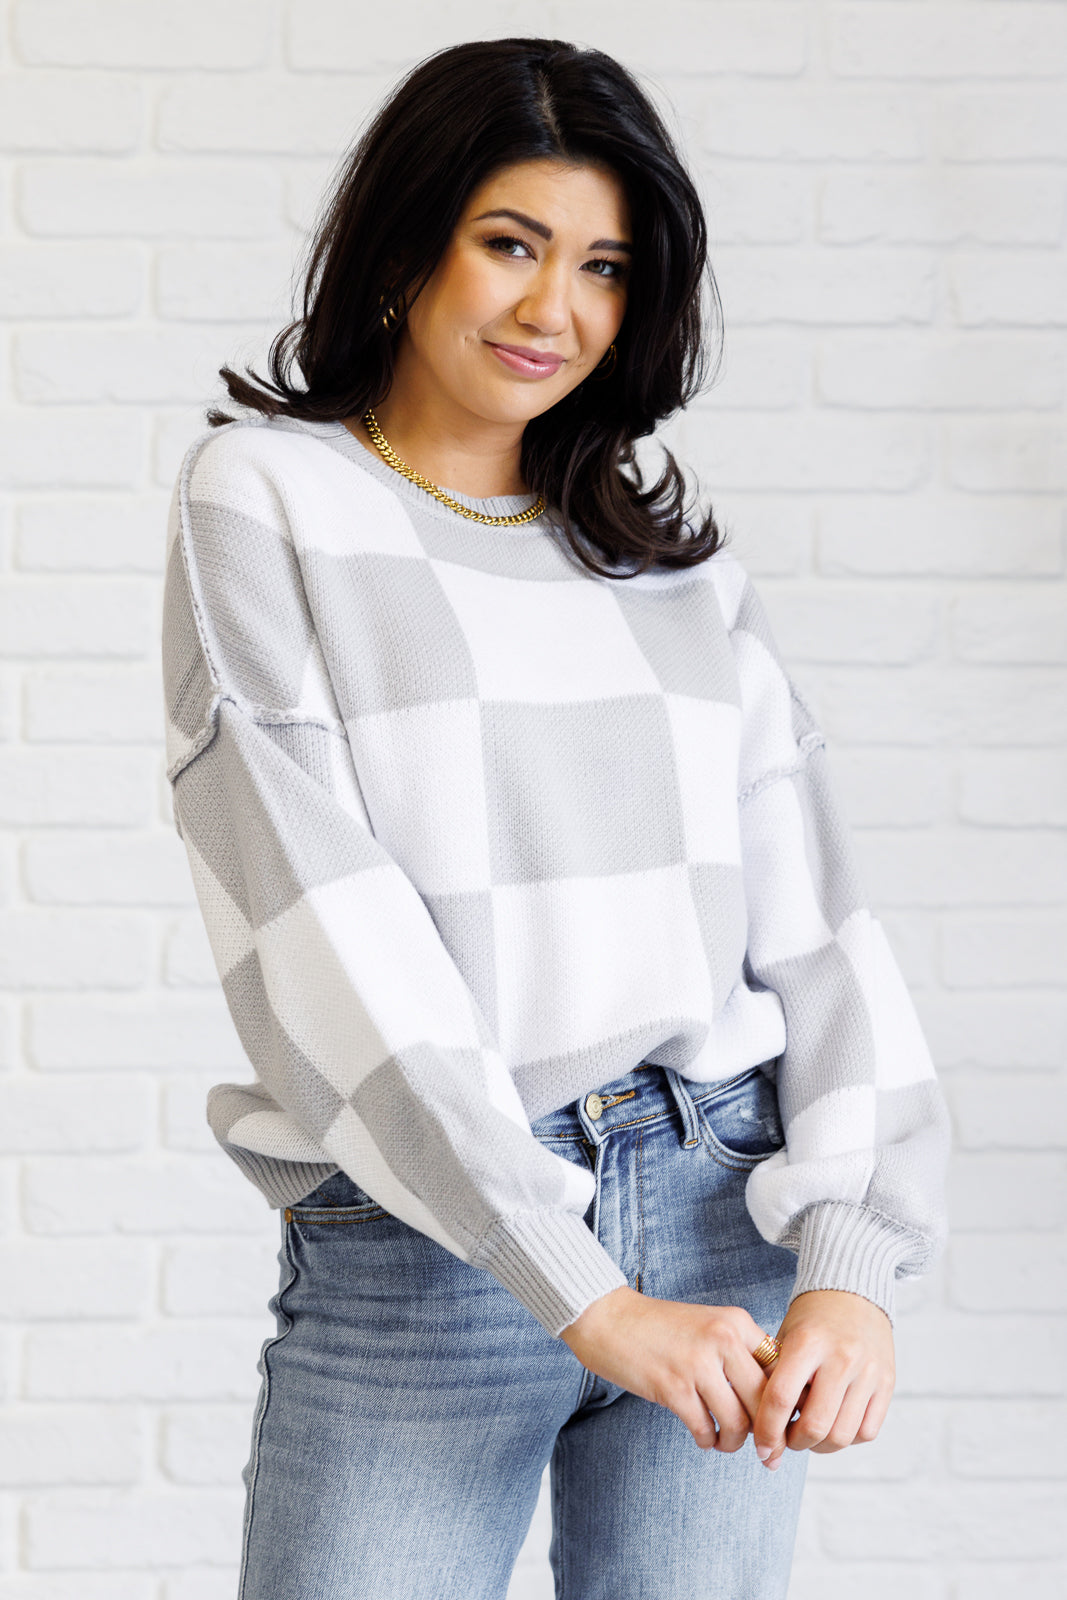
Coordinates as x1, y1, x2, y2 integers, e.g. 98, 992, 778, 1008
578, 280, 627, 344
436, 255, 510, 333
603, 286, 628, 338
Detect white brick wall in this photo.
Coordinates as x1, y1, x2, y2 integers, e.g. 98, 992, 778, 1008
0, 1, 1063, 1595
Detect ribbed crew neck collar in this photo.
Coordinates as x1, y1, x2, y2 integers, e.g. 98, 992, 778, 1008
279, 416, 553, 532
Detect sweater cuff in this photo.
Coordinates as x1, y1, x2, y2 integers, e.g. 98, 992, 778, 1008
471, 1207, 629, 1338
789, 1200, 919, 1327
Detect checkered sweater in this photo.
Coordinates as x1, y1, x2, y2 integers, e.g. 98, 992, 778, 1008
161, 414, 949, 1337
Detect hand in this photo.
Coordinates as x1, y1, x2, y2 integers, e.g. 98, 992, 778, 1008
752, 1289, 895, 1471
559, 1285, 774, 1453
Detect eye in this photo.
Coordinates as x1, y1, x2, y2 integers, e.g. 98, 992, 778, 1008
485, 234, 534, 259
484, 235, 628, 281
584, 257, 629, 281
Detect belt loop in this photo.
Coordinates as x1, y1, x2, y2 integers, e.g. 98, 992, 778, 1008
662, 1067, 702, 1149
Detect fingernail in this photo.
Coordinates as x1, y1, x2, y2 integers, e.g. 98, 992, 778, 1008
766, 1457, 782, 1472
755, 1444, 771, 1461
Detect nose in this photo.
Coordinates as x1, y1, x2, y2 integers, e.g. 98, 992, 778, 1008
514, 261, 570, 334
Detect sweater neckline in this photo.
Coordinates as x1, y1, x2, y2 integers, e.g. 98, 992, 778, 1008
279, 416, 554, 532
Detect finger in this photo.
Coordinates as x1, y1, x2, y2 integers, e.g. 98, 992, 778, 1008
855, 1383, 893, 1444
733, 1309, 780, 1353
808, 1381, 872, 1453
722, 1349, 771, 1425
753, 1352, 815, 1460
695, 1377, 752, 1454
681, 1400, 719, 1452
754, 1380, 812, 1469
785, 1366, 851, 1453
671, 1382, 739, 1459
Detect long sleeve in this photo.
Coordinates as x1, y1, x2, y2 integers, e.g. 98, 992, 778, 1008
727, 565, 950, 1325
161, 425, 628, 1338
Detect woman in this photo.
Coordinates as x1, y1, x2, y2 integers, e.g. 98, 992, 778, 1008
161, 37, 949, 1599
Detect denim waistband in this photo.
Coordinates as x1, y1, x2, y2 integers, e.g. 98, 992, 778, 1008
530, 1060, 765, 1149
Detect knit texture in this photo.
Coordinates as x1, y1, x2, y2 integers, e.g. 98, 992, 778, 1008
160, 414, 950, 1336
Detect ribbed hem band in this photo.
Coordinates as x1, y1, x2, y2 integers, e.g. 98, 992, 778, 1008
221, 1143, 339, 1210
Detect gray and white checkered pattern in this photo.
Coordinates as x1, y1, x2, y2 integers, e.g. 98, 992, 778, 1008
161, 415, 949, 1336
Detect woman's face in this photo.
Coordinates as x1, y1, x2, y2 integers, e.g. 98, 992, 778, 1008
395, 157, 632, 428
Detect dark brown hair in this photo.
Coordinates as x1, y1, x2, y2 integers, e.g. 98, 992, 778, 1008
207, 37, 728, 577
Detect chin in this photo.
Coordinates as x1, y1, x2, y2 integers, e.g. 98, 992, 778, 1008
479, 391, 556, 427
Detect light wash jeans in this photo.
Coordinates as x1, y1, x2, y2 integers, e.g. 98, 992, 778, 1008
237, 1060, 808, 1599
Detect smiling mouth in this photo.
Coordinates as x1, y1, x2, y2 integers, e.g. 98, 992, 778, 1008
486, 342, 565, 378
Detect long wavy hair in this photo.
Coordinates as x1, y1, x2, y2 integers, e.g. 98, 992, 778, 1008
207, 37, 728, 578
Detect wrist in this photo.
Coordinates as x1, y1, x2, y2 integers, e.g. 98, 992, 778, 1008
786, 1286, 893, 1330
559, 1283, 636, 1348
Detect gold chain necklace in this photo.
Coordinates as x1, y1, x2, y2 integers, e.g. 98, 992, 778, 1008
361, 409, 546, 526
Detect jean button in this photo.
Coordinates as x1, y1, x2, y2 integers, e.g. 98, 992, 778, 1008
585, 1093, 605, 1120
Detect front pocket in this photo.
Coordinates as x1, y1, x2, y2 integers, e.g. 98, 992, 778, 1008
289, 1201, 390, 1226
695, 1066, 785, 1167
287, 1168, 388, 1220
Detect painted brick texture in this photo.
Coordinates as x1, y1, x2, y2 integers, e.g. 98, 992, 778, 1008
0, 2, 1063, 1596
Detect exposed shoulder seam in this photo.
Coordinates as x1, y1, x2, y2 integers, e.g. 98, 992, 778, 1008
175, 419, 307, 693
737, 729, 825, 804
165, 689, 350, 786
173, 422, 244, 700
170, 423, 349, 786
786, 669, 822, 729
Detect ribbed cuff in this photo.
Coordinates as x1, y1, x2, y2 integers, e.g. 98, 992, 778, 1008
471, 1208, 630, 1338
220, 1142, 339, 1210
790, 1201, 919, 1327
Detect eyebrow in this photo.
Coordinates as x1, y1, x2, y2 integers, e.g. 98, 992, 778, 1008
471, 207, 632, 255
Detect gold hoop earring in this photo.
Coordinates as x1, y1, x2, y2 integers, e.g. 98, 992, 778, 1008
591, 341, 617, 380
378, 292, 403, 331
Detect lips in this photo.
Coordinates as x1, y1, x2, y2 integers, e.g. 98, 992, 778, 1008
486, 342, 565, 378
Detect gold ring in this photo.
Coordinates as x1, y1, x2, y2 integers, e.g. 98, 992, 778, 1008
751, 1334, 782, 1370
